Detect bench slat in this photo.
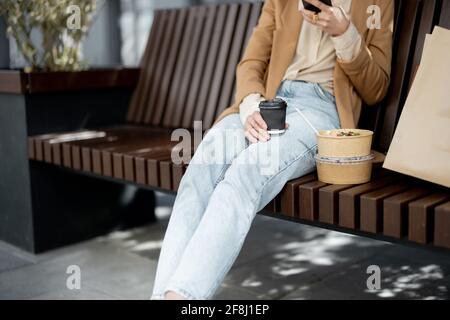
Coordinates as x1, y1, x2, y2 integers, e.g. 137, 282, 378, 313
113, 152, 126, 179
264, 200, 276, 213
33, 133, 64, 161
434, 201, 450, 249
439, 0, 450, 29
147, 154, 172, 187
123, 154, 135, 182
109, 144, 170, 180
230, 2, 263, 106
164, 7, 206, 128
92, 149, 103, 174
125, 147, 172, 183
279, 174, 317, 217
130, 149, 167, 185
376, 0, 421, 151
83, 129, 170, 173
383, 188, 431, 238
191, 5, 228, 128
56, 132, 116, 167
338, 175, 398, 229
127, 11, 164, 122
408, 0, 439, 88
141, 10, 179, 124
172, 164, 186, 191
81, 146, 93, 172
318, 184, 353, 224
160, 160, 173, 190
203, 4, 240, 128
216, 3, 253, 120
37, 128, 128, 167
71, 145, 82, 170
62, 143, 71, 167
134, 11, 169, 123
182, 5, 218, 128
39, 127, 171, 176
360, 183, 409, 233
135, 157, 147, 185
150, 9, 189, 125
72, 131, 137, 172
52, 143, 62, 165
408, 193, 450, 244
28, 137, 35, 160
299, 181, 328, 221
162, 7, 197, 128
102, 143, 165, 178
64, 134, 108, 168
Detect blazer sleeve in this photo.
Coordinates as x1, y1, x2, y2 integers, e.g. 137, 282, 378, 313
233, 0, 276, 109
337, 0, 394, 106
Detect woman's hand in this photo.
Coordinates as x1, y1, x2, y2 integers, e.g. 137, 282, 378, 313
244, 112, 289, 143
301, 0, 350, 37
244, 111, 270, 143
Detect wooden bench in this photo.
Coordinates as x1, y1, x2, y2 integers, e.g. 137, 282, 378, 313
28, 0, 450, 250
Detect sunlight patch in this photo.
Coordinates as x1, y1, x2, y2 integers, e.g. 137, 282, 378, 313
132, 240, 163, 251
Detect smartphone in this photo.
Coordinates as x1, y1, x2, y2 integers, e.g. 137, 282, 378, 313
302, 0, 333, 13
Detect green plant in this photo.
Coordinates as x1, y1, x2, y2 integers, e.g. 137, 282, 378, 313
0, 0, 98, 71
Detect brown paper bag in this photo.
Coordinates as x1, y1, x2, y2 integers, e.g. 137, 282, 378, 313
383, 26, 450, 188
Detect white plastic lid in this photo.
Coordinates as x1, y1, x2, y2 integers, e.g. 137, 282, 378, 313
315, 154, 375, 164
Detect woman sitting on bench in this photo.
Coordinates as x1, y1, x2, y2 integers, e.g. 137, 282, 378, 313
151, 0, 394, 300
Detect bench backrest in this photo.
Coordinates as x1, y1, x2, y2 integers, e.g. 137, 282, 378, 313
367, 0, 448, 152
126, 2, 263, 130
127, 0, 449, 152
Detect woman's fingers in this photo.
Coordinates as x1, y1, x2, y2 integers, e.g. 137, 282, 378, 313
245, 116, 290, 143
302, 11, 328, 28
248, 126, 270, 143
303, 0, 332, 12
245, 112, 270, 143
301, 8, 317, 17
245, 130, 258, 144
253, 114, 270, 141
248, 127, 268, 143
302, 0, 349, 35
252, 112, 268, 130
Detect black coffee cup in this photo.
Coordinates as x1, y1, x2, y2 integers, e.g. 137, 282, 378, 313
259, 98, 287, 135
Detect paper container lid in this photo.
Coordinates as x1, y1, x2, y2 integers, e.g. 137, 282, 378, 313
317, 129, 374, 139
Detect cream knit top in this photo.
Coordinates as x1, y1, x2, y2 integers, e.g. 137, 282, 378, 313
239, 0, 362, 124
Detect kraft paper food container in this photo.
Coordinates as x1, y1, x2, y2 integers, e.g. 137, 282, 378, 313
315, 154, 375, 185
317, 129, 374, 157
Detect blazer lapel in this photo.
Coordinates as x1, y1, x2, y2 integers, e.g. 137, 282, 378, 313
266, 0, 304, 98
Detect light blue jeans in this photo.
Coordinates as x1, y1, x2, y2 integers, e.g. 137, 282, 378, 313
151, 80, 340, 300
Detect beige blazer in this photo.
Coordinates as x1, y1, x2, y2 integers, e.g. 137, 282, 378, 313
215, 0, 394, 129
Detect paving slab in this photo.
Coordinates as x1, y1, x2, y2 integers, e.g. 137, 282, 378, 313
222, 230, 390, 299
0, 241, 35, 273
0, 240, 156, 300
96, 222, 168, 262
213, 284, 261, 300
236, 215, 390, 267
30, 286, 118, 300
1, 194, 448, 300
282, 253, 450, 300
